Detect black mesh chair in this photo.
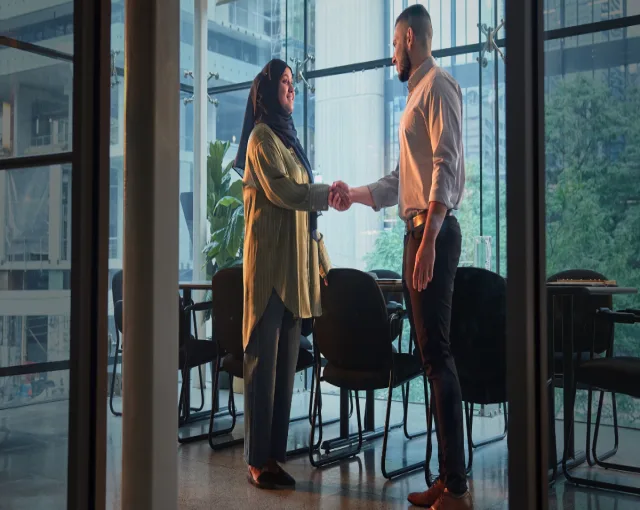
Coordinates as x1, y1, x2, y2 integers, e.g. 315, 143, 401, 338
370, 268, 405, 322
109, 270, 123, 416
206, 266, 317, 454
177, 295, 220, 443
548, 269, 619, 466
309, 268, 427, 479
563, 308, 640, 494
425, 267, 508, 475
370, 268, 427, 442
109, 270, 209, 419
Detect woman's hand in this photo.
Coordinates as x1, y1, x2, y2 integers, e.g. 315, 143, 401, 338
329, 181, 352, 211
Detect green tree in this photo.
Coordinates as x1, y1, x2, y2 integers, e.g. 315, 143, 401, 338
545, 76, 640, 425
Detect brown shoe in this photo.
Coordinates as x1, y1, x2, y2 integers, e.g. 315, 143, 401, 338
429, 489, 473, 510
407, 479, 445, 508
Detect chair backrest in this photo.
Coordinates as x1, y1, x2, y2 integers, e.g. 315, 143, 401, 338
313, 268, 392, 372
369, 268, 403, 306
114, 299, 123, 335
547, 269, 613, 355
178, 293, 189, 350
112, 270, 123, 308
211, 266, 244, 359
450, 267, 507, 383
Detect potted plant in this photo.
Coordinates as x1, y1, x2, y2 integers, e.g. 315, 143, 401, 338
202, 140, 245, 277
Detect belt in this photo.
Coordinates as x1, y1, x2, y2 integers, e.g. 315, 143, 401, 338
405, 210, 453, 233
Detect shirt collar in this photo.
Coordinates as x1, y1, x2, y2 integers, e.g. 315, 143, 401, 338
408, 56, 437, 94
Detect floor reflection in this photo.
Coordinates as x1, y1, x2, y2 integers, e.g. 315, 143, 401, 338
1, 389, 639, 509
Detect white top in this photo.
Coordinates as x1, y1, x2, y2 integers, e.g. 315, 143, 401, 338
368, 56, 466, 221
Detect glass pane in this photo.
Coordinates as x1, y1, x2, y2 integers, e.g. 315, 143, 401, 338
309, 0, 387, 70
545, 27, 640, 430
0, 47, 73, 159
0, 164, 72, 366
0, 162, 71, 509
544, 0, 633, 31
1, 1, 74, 56
0, 371, 70, 509
205, 0, 288, 86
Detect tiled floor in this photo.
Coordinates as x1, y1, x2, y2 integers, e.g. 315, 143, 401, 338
2, 389, 640, 509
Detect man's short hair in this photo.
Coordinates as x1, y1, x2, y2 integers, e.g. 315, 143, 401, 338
396, 4, 433, 45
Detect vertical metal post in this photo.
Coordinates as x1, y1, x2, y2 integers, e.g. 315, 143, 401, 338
68, 0, 111, 508
505, 0, 549, 508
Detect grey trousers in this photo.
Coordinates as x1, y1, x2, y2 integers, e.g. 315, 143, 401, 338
244, 290, 301, 467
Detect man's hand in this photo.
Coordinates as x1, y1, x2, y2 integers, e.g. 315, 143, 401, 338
412, 202, 448, 291
329, 181, 352, 211
413, 239, 436, 291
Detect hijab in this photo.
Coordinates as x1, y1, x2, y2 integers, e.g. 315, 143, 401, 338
235, 59, 318, 240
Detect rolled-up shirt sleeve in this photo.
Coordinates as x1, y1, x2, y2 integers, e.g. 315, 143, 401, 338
367, 162, 400, 211
427, 77, 462, 209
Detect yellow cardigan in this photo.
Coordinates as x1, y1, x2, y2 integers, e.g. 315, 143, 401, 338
242, 123, 331, 349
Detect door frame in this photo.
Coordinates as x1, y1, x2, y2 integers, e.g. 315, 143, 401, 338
67, 0, 111, 508
505, 1, 549, 509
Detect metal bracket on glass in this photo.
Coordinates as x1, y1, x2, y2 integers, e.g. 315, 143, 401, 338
183, 70, 220, 106
110, 50, 121, 88
477, 19, 505, 68
290, 55, 315, 93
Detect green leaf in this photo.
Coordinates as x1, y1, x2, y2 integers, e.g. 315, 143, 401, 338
228, 179, 243, 199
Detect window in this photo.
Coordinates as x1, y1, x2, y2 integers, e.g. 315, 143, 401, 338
544, 27, 640, 427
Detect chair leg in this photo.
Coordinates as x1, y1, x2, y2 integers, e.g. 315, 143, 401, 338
178, 367, 188, 426
464, 402, 474, 475
402, 376, 429, 440
309, 358, 362, 468
591, 391, 619, 467
592, 390, 639, 474
468, 402, 508, 450
425, 388, 436, 487
308, 366, 315, 426
564, 388, 640, 495
207, 366, 243, 450
190, 366, 206, 413
381, 373, 428, 480
109, 336, 122, 417
585, 388, 595, 466
547, 379, 558, 483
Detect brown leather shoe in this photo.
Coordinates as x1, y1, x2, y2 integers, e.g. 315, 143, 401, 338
429, 489, 473, 510
407, 479, 445, 508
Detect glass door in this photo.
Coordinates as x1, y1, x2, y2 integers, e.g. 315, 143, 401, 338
0, 0, 111, 508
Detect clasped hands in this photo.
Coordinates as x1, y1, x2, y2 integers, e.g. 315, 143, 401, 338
328, 181, 352, 211
327, 180, 436, 293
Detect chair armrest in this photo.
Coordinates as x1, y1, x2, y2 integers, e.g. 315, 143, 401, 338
387, 301, 403, 311
596, 307, 640, 324
184, 301, 213, 314
387, 302, 407, 320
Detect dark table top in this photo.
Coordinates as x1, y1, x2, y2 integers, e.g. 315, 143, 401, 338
179, 281, 212, 291
546, 283, 638, 296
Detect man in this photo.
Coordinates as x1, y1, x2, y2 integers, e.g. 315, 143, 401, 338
330, 5, 471, 510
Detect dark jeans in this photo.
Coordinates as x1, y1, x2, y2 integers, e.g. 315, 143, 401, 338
244, 290, 301, 468
402, 215, 467, 494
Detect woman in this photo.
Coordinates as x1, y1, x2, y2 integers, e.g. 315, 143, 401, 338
234, 58, 332, 490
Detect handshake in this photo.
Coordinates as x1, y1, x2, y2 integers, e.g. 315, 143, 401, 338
328, 181, 352, 212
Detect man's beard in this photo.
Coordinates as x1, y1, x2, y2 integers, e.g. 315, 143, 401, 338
397, 49, 411, 83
